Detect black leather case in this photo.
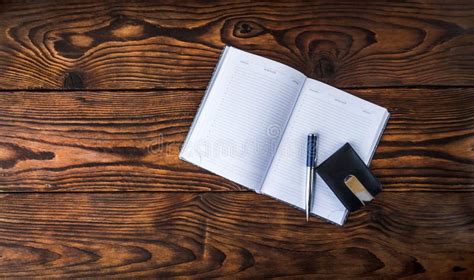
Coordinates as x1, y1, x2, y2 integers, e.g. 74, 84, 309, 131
316, 143, 382, 212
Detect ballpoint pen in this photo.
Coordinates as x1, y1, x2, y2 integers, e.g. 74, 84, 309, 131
306, 133, 318, 222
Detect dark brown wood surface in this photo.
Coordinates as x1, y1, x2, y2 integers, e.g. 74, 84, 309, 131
0, 192, 472, 278
0, 1, 473, 279
0, 88, 472, 193
1, 1, 474, 89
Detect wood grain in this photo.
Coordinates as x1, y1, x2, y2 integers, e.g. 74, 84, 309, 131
0, 88, 472, 192
0, 1, 473, 89
0, 1, 472, 278
0, 192, 471, 278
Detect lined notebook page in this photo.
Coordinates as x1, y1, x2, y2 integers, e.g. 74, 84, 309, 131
180, 47, 306, 191
261, 79, 389, 224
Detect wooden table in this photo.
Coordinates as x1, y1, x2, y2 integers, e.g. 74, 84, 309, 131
0, 1, 473, 278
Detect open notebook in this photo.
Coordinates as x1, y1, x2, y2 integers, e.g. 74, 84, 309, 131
180, 46, 389, 225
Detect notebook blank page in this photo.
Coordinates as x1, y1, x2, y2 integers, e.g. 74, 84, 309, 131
261, 79, 388, 224
180, 47, 306, 191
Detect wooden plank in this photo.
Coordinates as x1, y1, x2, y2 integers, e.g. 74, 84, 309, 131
0, 1, 473, 89
0, 88, 472, 192
0, 192, 471, 278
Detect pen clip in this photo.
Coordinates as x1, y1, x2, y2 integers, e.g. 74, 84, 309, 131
307, 134, 318, 167
344, 174, 374, 205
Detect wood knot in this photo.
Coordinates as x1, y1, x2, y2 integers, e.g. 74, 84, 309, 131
63, 71, 85, 89
412, 260, 426, 274
68, 34, 94, 48
314, 56, 335, 80
0, 143, 55, 169
452, 266, 466, 272
111, 22, 145, 39
233, 21, 266, 38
